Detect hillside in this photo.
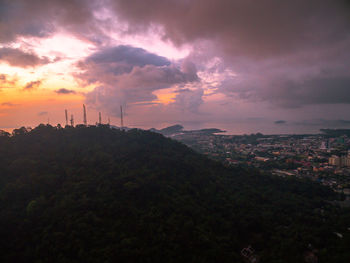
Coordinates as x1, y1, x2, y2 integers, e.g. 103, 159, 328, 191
0, 124, 349, 263
150, 124, 225, 136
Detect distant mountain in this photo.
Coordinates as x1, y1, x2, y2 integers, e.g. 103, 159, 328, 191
149, 124, 184, 135
0, 124, 349, 262
150, 124, 225, 136
159, 124, 184, 135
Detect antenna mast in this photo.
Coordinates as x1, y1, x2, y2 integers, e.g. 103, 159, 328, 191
65, 109, 68, 126
99, 112, 102, 125
70, 114, 74, 127
120, 105, 124, 129
83, 104, 87, 126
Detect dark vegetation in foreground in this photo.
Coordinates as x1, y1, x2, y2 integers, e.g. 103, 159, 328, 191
0, 125, 349, 263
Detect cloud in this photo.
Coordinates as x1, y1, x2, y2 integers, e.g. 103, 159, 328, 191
77, 45, 199, 115
0, 48, 50, 68
0, 74, 9, 83
295, 119, 350, 127
109, 0, 350, 109
0, 0, 103, 43
173, 87, 204, 113
274, 120, 286, 125
85, 64, 198, 112
221, 73, 350, 108
55, 88, 76, 94
85, 45, 171, 68
3, 1, 349, 111
1, 0, 350, 130
1, 102, 19, 107
278, 77, 350, 107
110, 0, 350, 58
23, 80, 42, 90
76, 45, 172, 82
37, 111, 48, 116
0, 74, 17, 88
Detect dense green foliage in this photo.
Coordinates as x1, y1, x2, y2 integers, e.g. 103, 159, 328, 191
0, 125, 349, 262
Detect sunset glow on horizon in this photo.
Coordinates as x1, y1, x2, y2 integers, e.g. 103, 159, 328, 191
1, 0, 350, 134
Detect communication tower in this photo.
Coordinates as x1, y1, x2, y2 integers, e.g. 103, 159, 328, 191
70, 114, 74, 127
83, 104, 87, 126
120, 106, 124, 129
65, 109, 68, 126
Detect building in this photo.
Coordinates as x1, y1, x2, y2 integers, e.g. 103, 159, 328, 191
320, 140, 329, 150
329, 155, 350, 167
329, 155, 340, 166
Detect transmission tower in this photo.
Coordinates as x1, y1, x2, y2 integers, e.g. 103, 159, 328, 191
83, 104, 87, 126
65, 109, 68, 126
70, 114, 74, 127
120, 105, 124, 129
99, 112, 102, 125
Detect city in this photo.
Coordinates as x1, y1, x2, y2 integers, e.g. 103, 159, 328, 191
162, 127, 350, 203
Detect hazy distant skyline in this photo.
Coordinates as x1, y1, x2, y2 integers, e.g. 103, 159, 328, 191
1, 0, 350, 134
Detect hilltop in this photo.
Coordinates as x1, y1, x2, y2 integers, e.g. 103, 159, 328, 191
150, 124, 225, 136
0, 124, 349, 263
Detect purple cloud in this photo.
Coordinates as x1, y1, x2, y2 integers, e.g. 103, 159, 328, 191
77, 45, 199, 115
1, 0, 350, 131
1, 102, 19, 107
0, 74, 17, 87
23, 80, 42, 90
0, 48, 50, 68
274, 120, 286, 125
55, 88, 76, 94
37, 111, 48, 116
85, 45, 171, 68
0, 0, 103, 43
110, 0, 350, 58
109, 0, 350, 109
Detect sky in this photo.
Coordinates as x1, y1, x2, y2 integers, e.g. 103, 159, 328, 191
1, 0, 350, 134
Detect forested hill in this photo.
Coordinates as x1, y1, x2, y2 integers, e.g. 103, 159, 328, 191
0, 124, 349, 263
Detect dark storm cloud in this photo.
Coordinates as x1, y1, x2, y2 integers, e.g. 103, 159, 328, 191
295, 119, 350, 127
109, 0, 350, 108
0, 0, 53, 42
84, 63, 199, 112
175, 88, 191, 93
283, 77, 350, 107
173, 88, 204, 113
274, 120, 286, 125
77, 45, 199, 114
0, 0, 104, 44
109, 0, 350, 57
23, 80, 42, 90
77, 45, 172, 79
86, 45, 171, 67
0, 48, 50, 67
2, 0, 350, 114
223, 74, 350, 108
55, 88, 76, 94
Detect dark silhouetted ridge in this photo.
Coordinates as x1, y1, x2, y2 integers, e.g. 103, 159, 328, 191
0, 124, 349, 263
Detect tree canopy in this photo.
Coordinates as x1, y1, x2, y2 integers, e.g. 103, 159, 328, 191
0, 124, 349, 262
